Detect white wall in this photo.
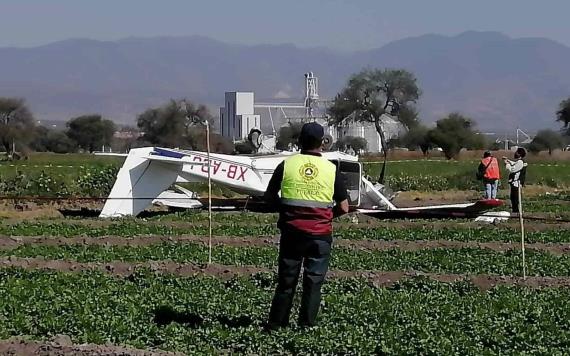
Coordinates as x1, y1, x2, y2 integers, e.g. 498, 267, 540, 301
338, 121, 381, 152
235, 92, 254, 115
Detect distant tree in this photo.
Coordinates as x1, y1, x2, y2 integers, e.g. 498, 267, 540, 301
328, 68, 421, 182
347, 136, 367, 153
400, 125, 431, 155
46, 131, 77, 153
328, 68, 421, 151
397, 105, 421, 130
66, 114, 116, 153
29, 126, 49, 152
427, 113, 480, 159
32, 126, 77, 153
335, 136, 368, 153
234, 141, 255, 154
528, 129, 564, 155
276, 122, 303, 150
557, 98, 570, 134
469, 133, 488, 150
211, 135, 235, 154
137, 99, 213, 149
0, 97, 35, 156
186, 125, 234, 153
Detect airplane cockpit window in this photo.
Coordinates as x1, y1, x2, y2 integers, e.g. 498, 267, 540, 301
329, 159, 361, 207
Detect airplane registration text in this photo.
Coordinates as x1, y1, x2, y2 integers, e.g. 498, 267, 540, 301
190, 155, 248, 181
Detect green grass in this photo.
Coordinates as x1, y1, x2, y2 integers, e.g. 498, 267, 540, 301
363, 160, 570, 190
0, 269, 569, 354
0, 154, 122, 182
0, 152, 124, 167
522, 193, 570, 214
3, 153, 570, 196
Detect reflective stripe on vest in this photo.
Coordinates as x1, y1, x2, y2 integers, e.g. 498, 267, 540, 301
281, 154, 336, 208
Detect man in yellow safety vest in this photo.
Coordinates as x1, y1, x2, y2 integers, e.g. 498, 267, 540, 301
264, 122, 349, 330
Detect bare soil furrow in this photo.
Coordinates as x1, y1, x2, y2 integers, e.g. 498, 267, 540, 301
1, 256, 569, 290
0, 337, 182, 356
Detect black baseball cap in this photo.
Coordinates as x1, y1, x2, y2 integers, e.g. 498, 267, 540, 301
299, 122, 324, 141
298, 122, 325, 150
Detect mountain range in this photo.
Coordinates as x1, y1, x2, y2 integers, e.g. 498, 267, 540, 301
0, 31, 569, 132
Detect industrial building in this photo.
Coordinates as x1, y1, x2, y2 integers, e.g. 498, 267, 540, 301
219, 72, 404, 153
219, 92, 261, 141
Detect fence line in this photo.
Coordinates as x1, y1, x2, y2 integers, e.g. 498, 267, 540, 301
0, 164, 85, 169
363, 160, 565, 168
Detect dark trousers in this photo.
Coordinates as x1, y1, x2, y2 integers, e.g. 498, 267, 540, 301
510, 185, 520, 213
268, 232, 331, 328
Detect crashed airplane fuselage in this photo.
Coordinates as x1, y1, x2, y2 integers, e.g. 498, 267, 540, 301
100, 147, 502, 219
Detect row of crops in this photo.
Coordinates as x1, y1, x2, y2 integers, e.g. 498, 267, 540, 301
0, 213, 569, 353
2, 220, 569, 243
0, 167, 118, 197
2, 242, 570, 277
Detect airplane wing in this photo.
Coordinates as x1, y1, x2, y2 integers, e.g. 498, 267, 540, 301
358, 199, 504, 219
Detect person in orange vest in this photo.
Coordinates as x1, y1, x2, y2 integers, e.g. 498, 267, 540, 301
263, 122, 349, 330
478, 151, 500, 200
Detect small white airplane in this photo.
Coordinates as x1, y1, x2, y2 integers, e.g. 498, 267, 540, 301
99, 147, 503, 219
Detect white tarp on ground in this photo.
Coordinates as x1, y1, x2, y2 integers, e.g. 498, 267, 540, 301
474, 211, 511, 223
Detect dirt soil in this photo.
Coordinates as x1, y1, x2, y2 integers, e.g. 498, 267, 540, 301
0, 337, 182, 355
1, 235, 569, 255
0, 335, 183, 356
2, 256, 569, 290
393, 190, 478, 207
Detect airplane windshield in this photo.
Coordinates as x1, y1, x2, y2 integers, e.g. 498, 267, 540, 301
330, 160, 361, 207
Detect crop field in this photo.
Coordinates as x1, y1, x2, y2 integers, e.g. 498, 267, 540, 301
3, 152, 570, 199
1, 152, 570, 354
0, 212, 569, 354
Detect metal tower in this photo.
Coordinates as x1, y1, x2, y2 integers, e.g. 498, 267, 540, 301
304, 72, 319, 117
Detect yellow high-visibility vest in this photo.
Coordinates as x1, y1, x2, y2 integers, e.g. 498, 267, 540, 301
280, 154, 336, 208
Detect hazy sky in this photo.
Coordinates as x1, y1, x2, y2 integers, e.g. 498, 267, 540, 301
1, 0, 569, 50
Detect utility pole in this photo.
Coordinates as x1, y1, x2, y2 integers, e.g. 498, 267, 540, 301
180, 99, 213, 265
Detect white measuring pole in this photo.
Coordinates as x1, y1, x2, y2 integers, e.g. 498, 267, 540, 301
206, 120, 213, 265
518, 185, 526, 280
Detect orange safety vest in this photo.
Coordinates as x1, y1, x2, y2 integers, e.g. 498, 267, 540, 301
481, 157, 500, 180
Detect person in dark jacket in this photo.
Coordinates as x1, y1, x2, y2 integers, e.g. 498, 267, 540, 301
264, 122, 349, 330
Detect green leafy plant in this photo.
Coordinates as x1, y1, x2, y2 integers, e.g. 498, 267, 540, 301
76, 166, 119, 197
0, 270, 569, 354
